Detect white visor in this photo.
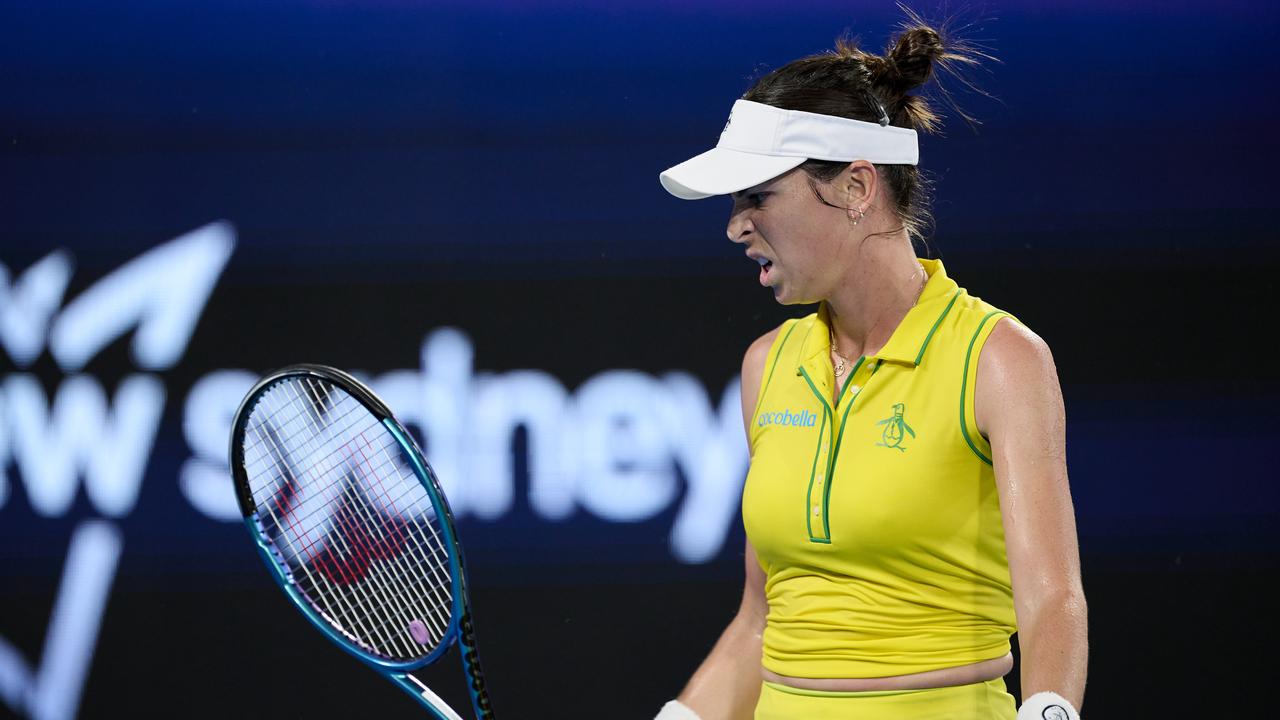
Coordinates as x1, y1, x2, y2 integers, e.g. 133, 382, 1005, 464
659, 99, 919, 200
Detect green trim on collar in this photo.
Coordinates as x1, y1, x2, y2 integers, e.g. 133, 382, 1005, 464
913, 289, 963, 366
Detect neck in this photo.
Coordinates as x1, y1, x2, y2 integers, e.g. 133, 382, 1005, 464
826, 244, 925, 359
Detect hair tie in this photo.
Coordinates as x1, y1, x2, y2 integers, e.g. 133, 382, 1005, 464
862, 90, 891, 127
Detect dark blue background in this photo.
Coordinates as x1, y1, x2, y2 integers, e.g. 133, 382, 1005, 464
3, 1, 1278, 717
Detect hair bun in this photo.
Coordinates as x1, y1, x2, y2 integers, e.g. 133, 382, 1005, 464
878, 25, 945, 95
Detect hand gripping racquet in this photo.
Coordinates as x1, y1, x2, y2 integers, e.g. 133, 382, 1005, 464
228, 364, 495, 719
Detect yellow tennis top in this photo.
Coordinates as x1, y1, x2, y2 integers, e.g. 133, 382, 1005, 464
742, 257, 1019, 679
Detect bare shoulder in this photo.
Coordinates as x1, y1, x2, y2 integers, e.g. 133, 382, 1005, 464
742, 324, 783, 378
975, 318, 1063, 439
982, 318, 1055, 376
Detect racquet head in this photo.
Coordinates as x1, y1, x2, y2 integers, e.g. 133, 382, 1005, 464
229, 364, 464, 670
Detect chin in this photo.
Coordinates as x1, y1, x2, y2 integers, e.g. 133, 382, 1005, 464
773, 287, 814, 306
769, 285, 786, 303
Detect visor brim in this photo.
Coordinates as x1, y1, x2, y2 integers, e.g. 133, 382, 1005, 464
659, 147, 808, 200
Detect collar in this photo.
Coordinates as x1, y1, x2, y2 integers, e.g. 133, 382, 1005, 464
796, 257, 963, 375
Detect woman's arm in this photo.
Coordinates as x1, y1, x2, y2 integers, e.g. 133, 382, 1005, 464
674, 540, 768, 720
976, 319, 1089, 710
662, 327, 779, 720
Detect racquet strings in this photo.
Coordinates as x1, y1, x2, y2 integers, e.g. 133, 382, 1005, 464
239, 375, 455, 662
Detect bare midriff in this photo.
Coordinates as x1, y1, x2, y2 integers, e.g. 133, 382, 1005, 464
761, 652, 1013, 692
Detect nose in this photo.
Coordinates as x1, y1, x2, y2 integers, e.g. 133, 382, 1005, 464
727, 205, 753, 244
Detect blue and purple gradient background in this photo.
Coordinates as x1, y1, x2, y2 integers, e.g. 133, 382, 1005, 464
2, 3, 1278, 715
4, 1, 1276, 264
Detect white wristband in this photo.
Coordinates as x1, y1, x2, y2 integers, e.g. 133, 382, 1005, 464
1017, 691, 1080, 720
655, 699, 703, 720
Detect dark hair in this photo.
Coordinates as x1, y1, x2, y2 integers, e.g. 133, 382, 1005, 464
743, 10, 990, 244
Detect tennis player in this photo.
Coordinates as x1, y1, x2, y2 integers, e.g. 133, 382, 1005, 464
653, 17, 1087, 720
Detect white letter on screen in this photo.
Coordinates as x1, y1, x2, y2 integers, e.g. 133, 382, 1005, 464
418, 328, 472, 517
572, 371, 675, 522
469, 370, 568, 521
180, 370, 258, 521
4, 374, 164, 518
658, 374, 749, 563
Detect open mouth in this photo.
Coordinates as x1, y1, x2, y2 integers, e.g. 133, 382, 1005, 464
758, 258, 773, 284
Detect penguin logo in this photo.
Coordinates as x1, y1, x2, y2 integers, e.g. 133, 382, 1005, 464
876, 403, 915, 451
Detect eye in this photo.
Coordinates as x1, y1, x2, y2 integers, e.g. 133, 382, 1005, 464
731, 190, 769, 212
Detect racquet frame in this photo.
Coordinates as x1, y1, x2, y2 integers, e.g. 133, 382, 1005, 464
229, 364, 495, 720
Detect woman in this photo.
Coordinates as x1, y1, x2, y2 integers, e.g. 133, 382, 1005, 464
653, 17, 1087, 720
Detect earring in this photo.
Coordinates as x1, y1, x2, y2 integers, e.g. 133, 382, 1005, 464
850, 206, 866, 227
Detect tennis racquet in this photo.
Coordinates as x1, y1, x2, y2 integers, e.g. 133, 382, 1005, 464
228, 363, 495, 719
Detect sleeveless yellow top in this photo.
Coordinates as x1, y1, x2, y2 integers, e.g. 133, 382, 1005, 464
742, 258, 1019, 679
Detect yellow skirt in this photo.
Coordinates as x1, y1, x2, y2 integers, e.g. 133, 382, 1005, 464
755, 677, 1016, 719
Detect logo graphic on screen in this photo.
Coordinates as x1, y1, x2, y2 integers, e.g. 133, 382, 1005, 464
0, 224, 236, 720
875, 402, 915, 451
